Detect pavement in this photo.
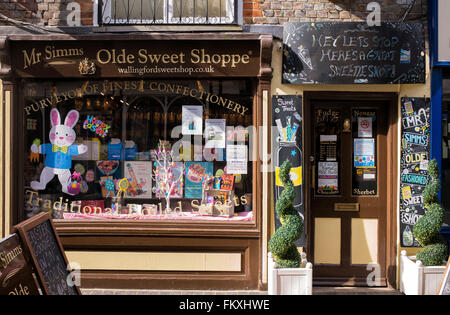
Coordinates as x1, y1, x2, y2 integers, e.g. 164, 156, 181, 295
81, 287, 402, 295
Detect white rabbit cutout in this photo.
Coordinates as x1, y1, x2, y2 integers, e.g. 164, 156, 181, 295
31, 108, 88, 195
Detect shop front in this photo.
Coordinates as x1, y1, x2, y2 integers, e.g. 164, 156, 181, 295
0, 33, 273, 290
271, 21, 430, 287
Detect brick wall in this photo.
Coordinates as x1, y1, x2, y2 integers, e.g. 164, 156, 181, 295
243, 0, 428, 25
0, 0, 94, 26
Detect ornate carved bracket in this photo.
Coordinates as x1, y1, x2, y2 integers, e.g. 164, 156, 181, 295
0, 36, 12, 79
259, 34, 273, 82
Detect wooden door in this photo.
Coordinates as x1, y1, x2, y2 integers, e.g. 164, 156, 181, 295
307, 100, 389, 286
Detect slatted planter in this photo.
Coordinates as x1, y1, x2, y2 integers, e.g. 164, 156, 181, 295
400, 250, 447, 295
268, 252, 313, 295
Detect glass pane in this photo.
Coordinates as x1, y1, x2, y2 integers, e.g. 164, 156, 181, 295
112, 0, 164, 22
351, 109, 378, 196
23, 80, 254, 223
314, 108, 341, 196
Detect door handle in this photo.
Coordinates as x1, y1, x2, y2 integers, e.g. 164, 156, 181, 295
311, 165, 315, 189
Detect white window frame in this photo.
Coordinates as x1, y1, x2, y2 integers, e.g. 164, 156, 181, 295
96, 0, 235, 25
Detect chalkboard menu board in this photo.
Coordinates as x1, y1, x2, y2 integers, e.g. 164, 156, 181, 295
283, 22, 425, 85
400, 97, 431, 247
272, 95, 305, 246
0, 234, 40, 295
14, 212, 81, 295
438, 259, 450, 295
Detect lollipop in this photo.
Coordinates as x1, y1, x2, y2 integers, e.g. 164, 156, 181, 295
105, 179, 115, 198
116, 178, 130, 198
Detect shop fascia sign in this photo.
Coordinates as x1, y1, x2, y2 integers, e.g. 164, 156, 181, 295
12, 40, 260, 78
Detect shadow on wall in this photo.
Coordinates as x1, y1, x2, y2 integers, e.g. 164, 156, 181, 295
327, 0, 427, 22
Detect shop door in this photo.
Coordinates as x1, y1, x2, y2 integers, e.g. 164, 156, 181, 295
308, 101, 388, 286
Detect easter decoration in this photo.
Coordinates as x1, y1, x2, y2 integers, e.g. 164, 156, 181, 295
30, 109, 88, 195
29, 139, 41, 163
152, 141, 185, 214
66, 172, 82, 195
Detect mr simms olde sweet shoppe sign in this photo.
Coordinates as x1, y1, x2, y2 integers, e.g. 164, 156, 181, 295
283, 22, 425, 84
11, 40, 260, 78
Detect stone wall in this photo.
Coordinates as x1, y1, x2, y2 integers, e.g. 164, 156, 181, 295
0, 0, 428, 27
0, 0, 94, 26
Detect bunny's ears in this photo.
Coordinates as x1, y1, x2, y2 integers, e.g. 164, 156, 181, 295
50, 109, 80, 128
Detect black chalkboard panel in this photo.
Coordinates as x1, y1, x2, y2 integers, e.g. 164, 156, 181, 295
399, 97, 431, 247
438, 259, 450, 295
283, 22, 425, 85
14, 212, 81, 295
272, 95, 305, 246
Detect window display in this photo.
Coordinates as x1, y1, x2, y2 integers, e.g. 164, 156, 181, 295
23, 79, 254, 222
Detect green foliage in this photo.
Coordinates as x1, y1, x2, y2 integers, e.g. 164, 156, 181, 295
416, 242, 448, 267
413, 159, 448, 266
268, 160, 304, 268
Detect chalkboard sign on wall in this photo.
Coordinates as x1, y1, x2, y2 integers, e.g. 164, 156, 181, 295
399, 97, 431, 248
14, 212, 80, 295
272, 95, 305, 246
283, 22, 425, 85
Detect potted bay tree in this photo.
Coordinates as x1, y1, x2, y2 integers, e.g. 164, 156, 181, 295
268, 160, 312, 295
400, 159, 449, 295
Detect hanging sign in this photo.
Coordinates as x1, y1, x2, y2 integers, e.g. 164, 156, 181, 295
400, 97, 431, 248
282, 22, 425, 84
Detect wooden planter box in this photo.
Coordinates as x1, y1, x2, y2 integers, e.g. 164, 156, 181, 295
400, 250, 447, 295
268, 252, 313, 295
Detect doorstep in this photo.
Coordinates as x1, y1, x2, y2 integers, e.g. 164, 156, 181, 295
81, 287, 402, 295
81, 289, 268, 295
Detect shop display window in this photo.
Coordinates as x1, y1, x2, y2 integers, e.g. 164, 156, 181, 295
23, 79, 254, 222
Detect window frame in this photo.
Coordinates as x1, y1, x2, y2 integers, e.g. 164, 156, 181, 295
96, 0, 237, 25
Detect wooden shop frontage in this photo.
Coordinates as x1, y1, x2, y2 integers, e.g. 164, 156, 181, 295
0, 33, 273, 290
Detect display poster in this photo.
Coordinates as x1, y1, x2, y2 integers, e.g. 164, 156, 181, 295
182, 105, 203, 135
226, 144, 248, 175
400, 97, 431, 247
317, 162, 339, 194
124, 161, 152, 199
205, 119, 226, 148
185, 161, 213, 199
272, 95, 305, 246
354, 138, 375, 168
282, 22, 425, 84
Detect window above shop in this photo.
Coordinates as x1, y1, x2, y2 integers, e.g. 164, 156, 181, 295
98, 0, 238, 25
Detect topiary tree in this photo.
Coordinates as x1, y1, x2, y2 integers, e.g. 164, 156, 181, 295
268, 160, 304, 268
413, 159, 448, 266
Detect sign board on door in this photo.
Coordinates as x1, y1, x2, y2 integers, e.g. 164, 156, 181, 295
14, 212, 81, 295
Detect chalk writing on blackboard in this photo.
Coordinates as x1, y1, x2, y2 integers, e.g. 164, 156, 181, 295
400, 98, 431, 247
14, 212, 81, 295
283, 22, 425, 85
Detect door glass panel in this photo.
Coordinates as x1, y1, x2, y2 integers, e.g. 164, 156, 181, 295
314, 109, 341, 196
351, 109, 378, 196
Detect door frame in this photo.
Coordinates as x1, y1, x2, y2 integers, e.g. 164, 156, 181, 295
303, 91, 399, 288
